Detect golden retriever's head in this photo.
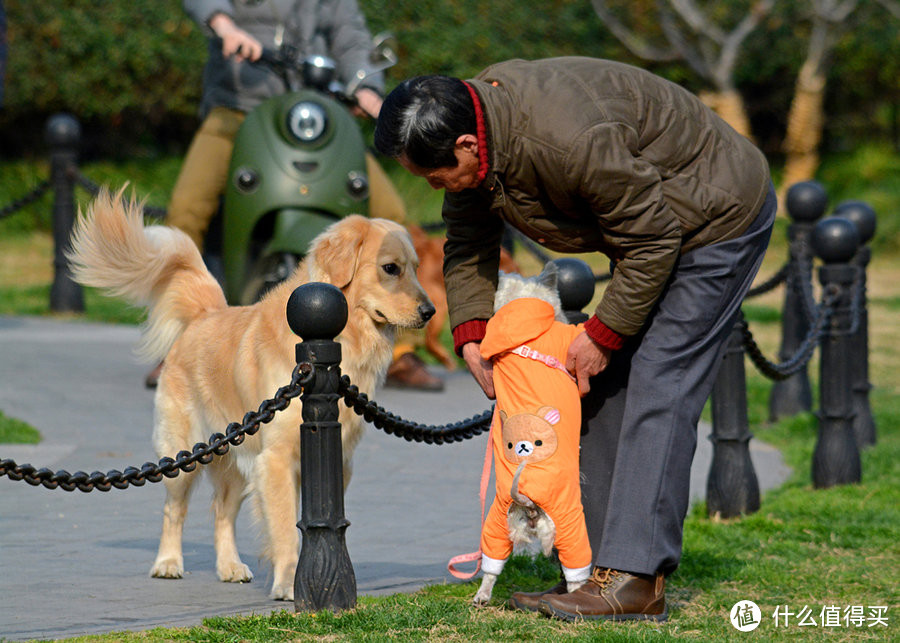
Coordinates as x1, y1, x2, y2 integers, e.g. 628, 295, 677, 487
306, 215, 434, 329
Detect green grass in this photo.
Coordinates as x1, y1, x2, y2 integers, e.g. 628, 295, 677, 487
0, 409, 42, 444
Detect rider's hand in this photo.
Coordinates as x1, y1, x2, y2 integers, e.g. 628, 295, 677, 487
353, 88, 383, 119
566, 331, 611, 397
462, 342, 495, 400
210, 13, 263, 62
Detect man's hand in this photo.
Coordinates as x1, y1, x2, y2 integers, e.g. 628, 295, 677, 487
353, 88, 383, 119
462, 342, 495, 400
210, 13, 262, 62
566, 331, 611, 397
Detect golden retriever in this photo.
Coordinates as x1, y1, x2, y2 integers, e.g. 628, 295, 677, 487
67, 189, 434, 600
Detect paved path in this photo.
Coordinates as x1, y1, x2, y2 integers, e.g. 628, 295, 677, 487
0, 315, 790, 641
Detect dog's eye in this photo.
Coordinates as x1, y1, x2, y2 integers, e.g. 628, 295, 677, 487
381, 263, 401, 276
535, 440, 543, 447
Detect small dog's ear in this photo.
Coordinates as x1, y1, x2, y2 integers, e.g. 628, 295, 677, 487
308, 216, 368, 288
537, 262, 559, 292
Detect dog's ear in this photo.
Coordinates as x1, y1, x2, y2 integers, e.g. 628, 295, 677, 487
537, 262, 559, 292
307, 215, 370, 288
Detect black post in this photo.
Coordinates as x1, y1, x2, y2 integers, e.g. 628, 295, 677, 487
706, 314, 760, 518
551, 257, 595, 324
45, 113, 84, 313
833, 200, 877, 447
769, 181, 826, 421
811, 218, 862, 488
286, 283, 357, 612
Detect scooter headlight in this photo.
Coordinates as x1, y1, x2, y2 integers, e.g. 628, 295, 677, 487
286, 101, 328, 143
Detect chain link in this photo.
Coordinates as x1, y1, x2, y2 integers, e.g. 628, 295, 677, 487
0, 363, 311, 492
745, 262, 788, 298
741, 284, 841, 380
74, 172, 167, 221
339, 376, 492, 443
0, 180, 52, 221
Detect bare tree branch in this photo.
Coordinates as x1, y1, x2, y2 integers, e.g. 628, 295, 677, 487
590, 0, 680, 61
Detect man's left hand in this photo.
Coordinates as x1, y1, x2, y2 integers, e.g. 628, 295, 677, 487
566, 331, 611, 397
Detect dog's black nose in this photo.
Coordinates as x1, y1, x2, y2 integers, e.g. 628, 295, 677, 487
418, 302, 436, 322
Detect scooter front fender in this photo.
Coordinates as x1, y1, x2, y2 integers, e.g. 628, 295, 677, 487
223, 208, 341, 304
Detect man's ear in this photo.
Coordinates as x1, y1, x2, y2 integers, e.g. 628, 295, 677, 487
455, 133, 478, 154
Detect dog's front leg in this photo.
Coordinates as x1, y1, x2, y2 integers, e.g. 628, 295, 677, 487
150, 469, 199, 579
255, 448, 300, 600
473, 573, 498, 606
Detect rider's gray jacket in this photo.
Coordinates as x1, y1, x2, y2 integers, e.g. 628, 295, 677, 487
184, 0, 384, 117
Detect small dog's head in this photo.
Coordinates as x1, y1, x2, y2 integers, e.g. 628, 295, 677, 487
493, 262, 565, 322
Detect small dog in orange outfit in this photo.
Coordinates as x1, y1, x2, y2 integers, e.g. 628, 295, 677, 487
472, 263, 592, 606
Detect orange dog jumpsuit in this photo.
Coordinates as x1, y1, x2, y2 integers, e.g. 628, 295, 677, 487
478, 297, 593, 583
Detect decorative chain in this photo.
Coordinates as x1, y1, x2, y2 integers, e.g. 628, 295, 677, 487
745, 262, 788, 298
0, 364, 311, 492
339, 376, 491, 443
74, 171, 168, 221
741, 284, 841, 380
0, 180, 52, 220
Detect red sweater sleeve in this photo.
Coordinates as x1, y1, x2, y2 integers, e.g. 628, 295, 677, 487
584, 315, 626, 351
452, 319, 489, 356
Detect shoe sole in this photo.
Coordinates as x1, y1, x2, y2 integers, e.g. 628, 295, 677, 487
508, 596, 544, 613
540, 601, 668, 623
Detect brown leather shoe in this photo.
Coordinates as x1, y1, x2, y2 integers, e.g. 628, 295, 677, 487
384, 352, 444, 391
539, 567, 667, 622
509, 579, 568, 612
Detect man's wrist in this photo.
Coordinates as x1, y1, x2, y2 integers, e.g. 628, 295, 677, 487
584, 315, 626, 351
452, 319, 488, 356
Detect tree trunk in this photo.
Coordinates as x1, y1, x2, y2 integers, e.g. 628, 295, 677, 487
782, 60, 827, 194
699, 89, 755, 141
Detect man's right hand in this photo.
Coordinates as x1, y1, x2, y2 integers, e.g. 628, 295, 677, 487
210, 13, 262, 62
462, 342, 495, 400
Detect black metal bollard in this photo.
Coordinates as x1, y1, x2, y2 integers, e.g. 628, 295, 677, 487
286, 282, 357, 612
551, 257, 596, 324
45, 113, 84, 313
833, 200, 877, 448
810, 218, 862, 488
769, 181, 827, 421
706, 314, 760, 518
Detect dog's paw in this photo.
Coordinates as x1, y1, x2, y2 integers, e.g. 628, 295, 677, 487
217, 561, 253, 583
270, 582, 294, 601
150, 557, 184, 579
472, 589, 492, 607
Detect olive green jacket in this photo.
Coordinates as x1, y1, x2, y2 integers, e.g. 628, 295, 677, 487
443, 57, 770, 337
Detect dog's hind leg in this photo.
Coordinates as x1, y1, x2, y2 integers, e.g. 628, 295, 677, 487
150, 467, 199, 579
254, 447, 300, 601
208, 459, 253, 583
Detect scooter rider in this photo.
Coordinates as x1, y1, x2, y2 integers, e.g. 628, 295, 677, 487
168, 0, 404, 249
150, 0, 442, 391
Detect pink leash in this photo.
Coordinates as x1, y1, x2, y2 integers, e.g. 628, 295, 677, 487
446, 343, 573, 579
447, 419, 494, 579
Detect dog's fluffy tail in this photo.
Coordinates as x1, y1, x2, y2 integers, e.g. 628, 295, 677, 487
67, 187, 226, 362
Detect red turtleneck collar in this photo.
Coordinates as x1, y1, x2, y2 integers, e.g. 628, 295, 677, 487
461, 81, 489, 184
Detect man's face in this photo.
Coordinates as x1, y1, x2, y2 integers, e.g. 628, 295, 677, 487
397, 136, 482, 192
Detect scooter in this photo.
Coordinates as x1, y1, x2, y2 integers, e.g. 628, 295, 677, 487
214, 34, 398, 305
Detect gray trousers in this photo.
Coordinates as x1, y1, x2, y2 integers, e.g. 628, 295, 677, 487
579, 186, 776, 577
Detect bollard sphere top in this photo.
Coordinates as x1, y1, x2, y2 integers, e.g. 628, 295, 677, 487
833, 200, 876, 244
44, 113, 82, 148
811, 217, 860, 264
550, 258, 596, 312
785, 181, 828, 223
286, 282, 348, 340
